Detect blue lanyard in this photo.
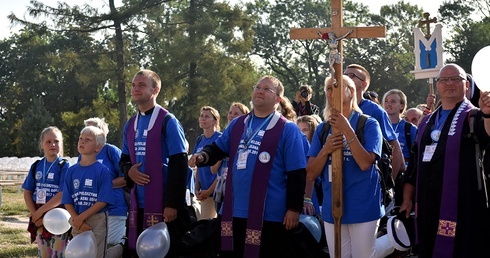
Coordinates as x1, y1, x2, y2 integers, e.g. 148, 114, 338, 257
392, 120, 400, 132
244, 113, 274, 148
435, 109, 450, 131
42, 157, 59, 183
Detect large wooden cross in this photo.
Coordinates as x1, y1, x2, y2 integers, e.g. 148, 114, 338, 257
290, 1, 385, 257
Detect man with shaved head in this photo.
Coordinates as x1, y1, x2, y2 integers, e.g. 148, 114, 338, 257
405, 108, 423, 126
400, 64, 490, 257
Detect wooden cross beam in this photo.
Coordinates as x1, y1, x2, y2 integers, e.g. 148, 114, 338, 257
419, 12, 437, 39
290, 1, 385, 257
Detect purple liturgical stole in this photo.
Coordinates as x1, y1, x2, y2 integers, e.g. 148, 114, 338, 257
127, 105, 168, 251
221, 111, 286, 258
415, 100, 473, 257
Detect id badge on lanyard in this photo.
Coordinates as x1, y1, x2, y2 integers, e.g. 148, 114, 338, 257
236, 150, 249, 170
423, 143, 437, 162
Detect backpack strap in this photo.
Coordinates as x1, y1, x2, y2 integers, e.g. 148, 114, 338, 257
320, 122, 331, 146
355, 114, 368, 144
58, 158, 68, 169
404, 122, 412, 154
469, 109, 488, 207
321, 114, 368, 145
29, 160, 41, 181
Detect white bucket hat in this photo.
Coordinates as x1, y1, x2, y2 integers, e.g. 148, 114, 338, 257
387, 216, 411, 251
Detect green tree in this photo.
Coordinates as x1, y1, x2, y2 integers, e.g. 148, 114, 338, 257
1, 28, 119, 156
247, 0, 438, 109
132, 0, 258, 149
13, 98, 54, 157
350, 1, 430, 108
440, 0, 490, 73
8, 0, 173, 147
0, 114, 13, 157
247, 0, 335, 105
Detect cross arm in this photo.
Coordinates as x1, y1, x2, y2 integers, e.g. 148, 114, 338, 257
290, 26, 386, 40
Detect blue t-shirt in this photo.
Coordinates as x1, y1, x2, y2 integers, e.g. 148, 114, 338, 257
215, 113, 306, 222
392, 120, 417, 159
359, 99, 397, 142
307, 112, 384, 224
22, 157, 70, 203
194, 131, 221, 190
300, 133, 321, 215
78, 143, 127, 216
121, 112, 188, 208
186, 166, 195, 195
61, 162, 114, 214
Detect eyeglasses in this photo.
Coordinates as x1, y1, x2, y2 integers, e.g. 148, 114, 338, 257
344, 73, 365, 81
436, 76, 466, 84
253, 85, 277, 95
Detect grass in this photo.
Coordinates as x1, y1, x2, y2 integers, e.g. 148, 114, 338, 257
0, 186, 38, 258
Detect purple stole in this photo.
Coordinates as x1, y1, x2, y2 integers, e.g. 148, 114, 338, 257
221, 111, 287, 258
127, 105, 168, 251
415, 100, 473, 257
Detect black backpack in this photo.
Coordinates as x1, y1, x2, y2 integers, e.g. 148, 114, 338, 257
321, 114, 394, 208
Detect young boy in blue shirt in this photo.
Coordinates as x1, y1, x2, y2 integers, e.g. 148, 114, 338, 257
62, 126, 120, 257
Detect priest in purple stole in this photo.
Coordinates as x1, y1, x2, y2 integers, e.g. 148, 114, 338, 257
401, 64, 490, 257
191, 75, 307, 258
120, 70, 190, 257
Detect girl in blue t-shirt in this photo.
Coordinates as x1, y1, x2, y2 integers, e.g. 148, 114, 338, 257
22, 126, 70, 258
307, 75, 384, 258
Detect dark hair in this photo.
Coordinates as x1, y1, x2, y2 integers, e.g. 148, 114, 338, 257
299, 85, 313, 94
363, 91, 379, 102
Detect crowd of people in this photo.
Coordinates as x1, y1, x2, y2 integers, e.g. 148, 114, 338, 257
22, 63, 490, 258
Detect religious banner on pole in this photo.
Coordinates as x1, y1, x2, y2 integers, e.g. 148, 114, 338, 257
410, 12, 443, 110
410, 12, 444, 80
290, 1, 385, 257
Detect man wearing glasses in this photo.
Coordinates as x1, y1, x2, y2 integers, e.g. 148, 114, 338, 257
190, 76, 306, 257
400, 63, 490, 257
343, 63, 406, 193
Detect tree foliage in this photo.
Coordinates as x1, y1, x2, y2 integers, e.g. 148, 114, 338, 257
2, 0, 257, 156
247, 0, 431, 109
440, 0, 490, 74
127, 0, 258, 149
14, 98, 54, 157
1, 0, 489, 157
